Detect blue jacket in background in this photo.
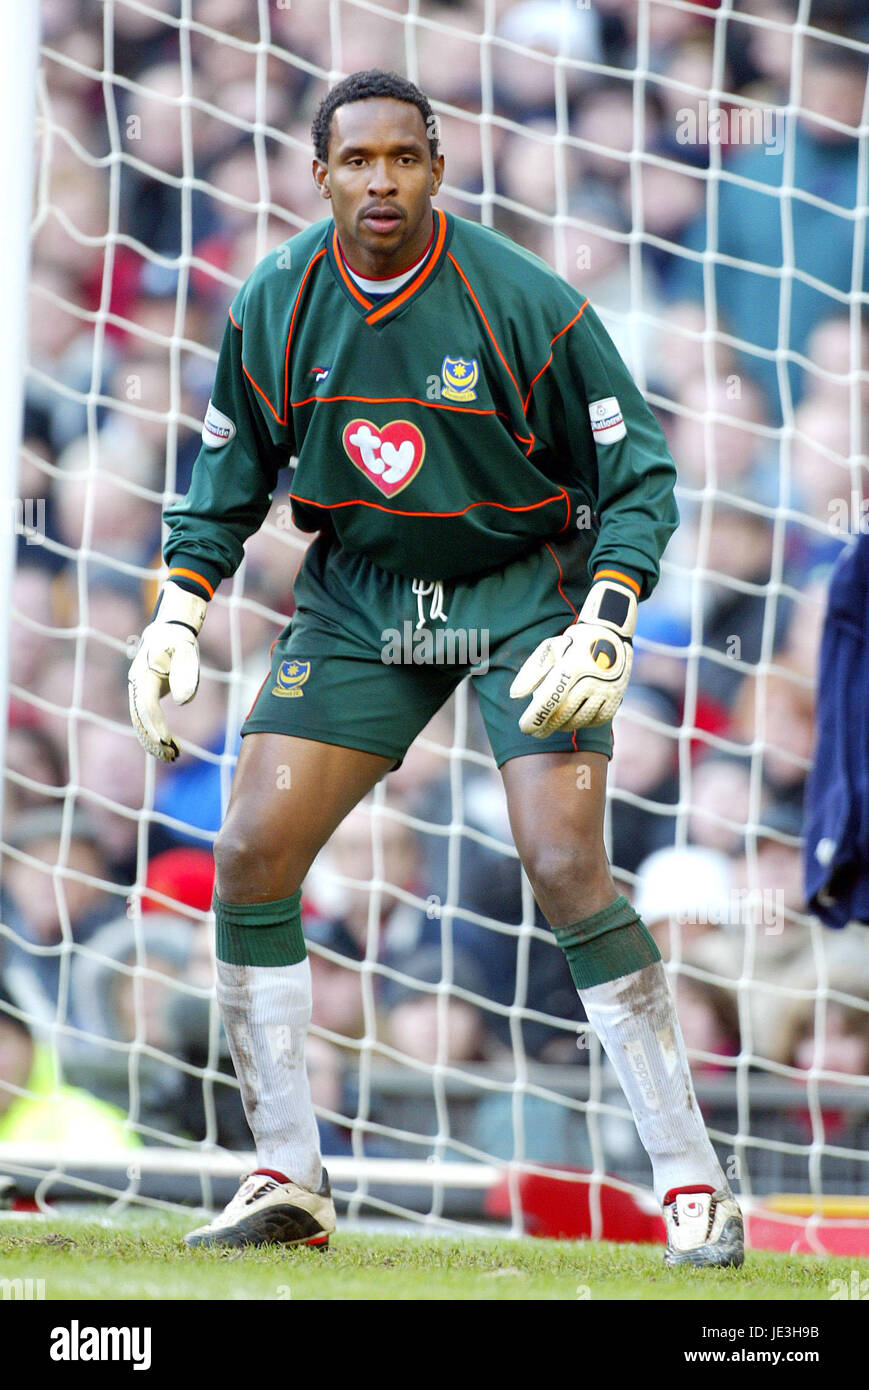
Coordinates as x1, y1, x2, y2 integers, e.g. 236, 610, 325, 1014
804, 532, 869, 928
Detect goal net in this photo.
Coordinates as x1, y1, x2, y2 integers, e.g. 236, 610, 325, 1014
2, 0, 869, 1247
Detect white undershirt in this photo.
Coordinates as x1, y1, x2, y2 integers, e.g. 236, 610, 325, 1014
342, 239, 434, 296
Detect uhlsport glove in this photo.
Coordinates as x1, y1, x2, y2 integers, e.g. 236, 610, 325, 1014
510, 575, 638, 736
128, 580, 207, 761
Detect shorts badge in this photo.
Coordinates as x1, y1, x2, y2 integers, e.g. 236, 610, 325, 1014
272, 659, 311, 697
441, 356, 479, 402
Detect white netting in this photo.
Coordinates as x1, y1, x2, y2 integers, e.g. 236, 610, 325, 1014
2, 0, 869, 1242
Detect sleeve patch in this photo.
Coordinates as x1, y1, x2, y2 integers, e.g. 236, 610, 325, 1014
202, 399, 237, 448
589, 396, 627, 445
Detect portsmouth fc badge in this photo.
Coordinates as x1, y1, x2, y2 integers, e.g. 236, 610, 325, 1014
272, 659, 311, 698
441, 355, 479, 402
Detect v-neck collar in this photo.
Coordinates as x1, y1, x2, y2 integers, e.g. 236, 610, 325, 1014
326, 208, 451, 328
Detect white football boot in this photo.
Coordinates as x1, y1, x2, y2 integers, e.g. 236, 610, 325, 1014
185, 1169, 336, 1250
663, 1186, 745, 1268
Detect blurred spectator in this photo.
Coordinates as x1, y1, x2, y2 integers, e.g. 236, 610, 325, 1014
142, 847, 216, 917
2, 717, 66, 830
691, 501, 791, 706
646, 300, 735, 399
669, 371, 773, 495
10, 561, 63, 696
67, 912, 204, 1135
609, 683, 679, 878
382, 945, 493, 1064
573, 81, 640, 186
801, 310, 869, 415
670, 969, 741, 1072
494, 1, 602, 120
1, 808, 119, 1028
730, 664, 815, 811
75, 723, 150, 881
0, 978, 139, 1152
51, 424, 162, 570
687, 752, 754, 856
670, 33, 869, 414
633, 844, 733, 958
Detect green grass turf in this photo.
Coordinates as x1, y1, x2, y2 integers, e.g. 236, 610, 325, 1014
0, 1213, 865, 1300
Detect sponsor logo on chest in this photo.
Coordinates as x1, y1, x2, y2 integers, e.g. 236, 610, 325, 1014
342, 418, 426, 497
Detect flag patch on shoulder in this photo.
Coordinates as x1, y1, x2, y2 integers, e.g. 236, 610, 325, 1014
589, 396, 626, 444
202, 399, 237, 448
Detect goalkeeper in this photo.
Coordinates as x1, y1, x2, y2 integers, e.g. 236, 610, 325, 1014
129, 69, 742, 1267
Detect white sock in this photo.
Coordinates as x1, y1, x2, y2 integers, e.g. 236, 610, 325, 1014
578, 961, 727, 1202
216, 957, 323, 1191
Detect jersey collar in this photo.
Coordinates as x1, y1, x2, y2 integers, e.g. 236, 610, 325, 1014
326, 208, 452, 328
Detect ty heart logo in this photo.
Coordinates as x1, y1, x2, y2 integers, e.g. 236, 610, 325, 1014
341, 418, 426, 497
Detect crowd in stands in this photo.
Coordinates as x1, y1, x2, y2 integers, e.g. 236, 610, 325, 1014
2, 0, 868, 1181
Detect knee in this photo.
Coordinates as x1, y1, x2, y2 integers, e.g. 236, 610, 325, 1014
522, 839, 611, 918
213, 816, 301, 899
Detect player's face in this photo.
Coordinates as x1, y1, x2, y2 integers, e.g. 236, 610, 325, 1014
313, 97, 445, 275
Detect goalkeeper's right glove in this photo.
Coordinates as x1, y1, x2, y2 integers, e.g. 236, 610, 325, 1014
128, 580, 207, 762
509, 575, 638, 736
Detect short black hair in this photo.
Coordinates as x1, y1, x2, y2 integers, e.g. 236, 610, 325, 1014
311, 69, 439, 164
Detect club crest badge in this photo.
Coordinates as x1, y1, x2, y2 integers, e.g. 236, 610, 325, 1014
271, 659, 311, 698
342, 418, 426, 497
440, 356, 479, 402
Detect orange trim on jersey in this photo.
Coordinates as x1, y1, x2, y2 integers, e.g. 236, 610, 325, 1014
228, 305, 241, 330
446, 251, 535, 455
544, 542, 580, 622
544, 541, 581, 753
593, 568, 642, 597
236, 249, 327, 425
168, 567, 215, 599
282, 248, 327, 421
289, 391, 532, 448
292, 392, 502, 418
331, 228, 375, 309
365, 210, 447, 325
242, 362, 282, 422
290, 489, 569, 521
523, 300, 589, 413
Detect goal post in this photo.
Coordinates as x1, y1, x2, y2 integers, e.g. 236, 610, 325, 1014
0, 2, 41, 827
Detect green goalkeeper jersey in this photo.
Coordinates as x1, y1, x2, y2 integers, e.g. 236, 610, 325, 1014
164, 209, 678, 597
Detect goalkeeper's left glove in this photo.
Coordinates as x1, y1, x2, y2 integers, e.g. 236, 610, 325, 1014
128, 580, 207, 762
510, 575, 638, 736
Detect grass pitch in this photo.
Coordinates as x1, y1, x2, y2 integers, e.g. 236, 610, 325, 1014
0, 1213, 862, 1300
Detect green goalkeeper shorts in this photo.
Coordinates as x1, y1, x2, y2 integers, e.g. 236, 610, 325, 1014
241, 531, 613, 766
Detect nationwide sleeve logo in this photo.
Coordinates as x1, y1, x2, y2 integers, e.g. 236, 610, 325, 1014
441, 356, 479, 402
342, 418, 425, 497
201, 398, 237, 448
589, 396, 626, 445
271, 659, 311, 698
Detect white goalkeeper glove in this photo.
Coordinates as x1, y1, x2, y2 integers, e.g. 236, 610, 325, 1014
128, 580, 207, 762
510, 576, 638, 736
